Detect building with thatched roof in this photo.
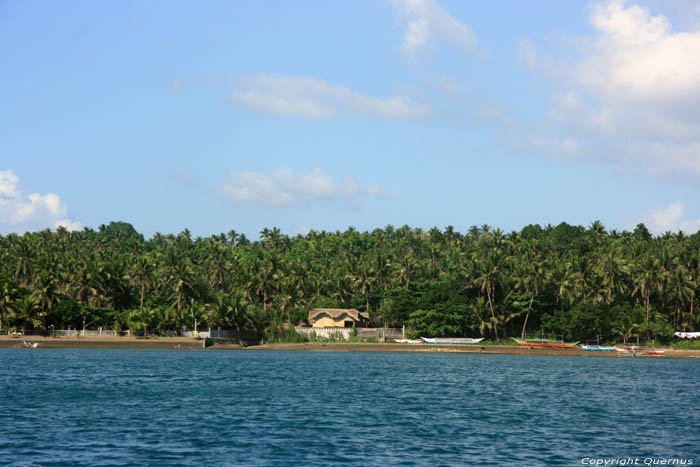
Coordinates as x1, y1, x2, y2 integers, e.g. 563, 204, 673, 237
308, 308, 369, 328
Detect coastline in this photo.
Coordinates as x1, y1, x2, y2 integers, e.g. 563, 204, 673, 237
3, 336, 700, 358
0, 335, 205, 350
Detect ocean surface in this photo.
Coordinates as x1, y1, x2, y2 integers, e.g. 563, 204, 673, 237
1, 349, 698, 466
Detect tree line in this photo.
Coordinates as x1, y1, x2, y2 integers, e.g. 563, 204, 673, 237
1, 220, 698, 343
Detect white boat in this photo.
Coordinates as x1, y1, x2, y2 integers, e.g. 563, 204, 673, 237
615, 346, 667, 356
420, 337, 485, 344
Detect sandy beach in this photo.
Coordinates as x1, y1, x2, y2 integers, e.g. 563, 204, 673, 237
0, 335, 206, 350
3, 335, 699, 358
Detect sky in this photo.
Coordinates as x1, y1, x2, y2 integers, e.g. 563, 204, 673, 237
3, 0, 700, 239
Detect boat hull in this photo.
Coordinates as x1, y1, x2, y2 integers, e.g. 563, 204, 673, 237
615, 346, 667, 355
512, 338, 579, 348
581, 345, 615, 351
420, 337, 485, 344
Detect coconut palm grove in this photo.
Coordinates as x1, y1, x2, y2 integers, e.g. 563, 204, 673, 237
2, 220, 699, 343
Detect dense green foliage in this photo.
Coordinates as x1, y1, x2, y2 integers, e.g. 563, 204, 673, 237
1, 221, 699, 343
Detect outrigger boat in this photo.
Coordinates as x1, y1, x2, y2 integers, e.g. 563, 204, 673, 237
581, 344, 615, 351
580, 337, 615, 351
614, 345, 666, 356
420, 337, 485, 344
512, 335, 579, 348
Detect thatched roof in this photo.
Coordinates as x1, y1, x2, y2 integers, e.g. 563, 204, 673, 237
308, 308, 369, 322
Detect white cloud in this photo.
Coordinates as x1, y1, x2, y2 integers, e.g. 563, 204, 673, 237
55, 219, 83, 231
219, 168, 390, 208
521, 0, 700, 183
0, 169, 82, 233
232, 73, 430, 119
641, 201, 700, 234
390, 0, 478, 57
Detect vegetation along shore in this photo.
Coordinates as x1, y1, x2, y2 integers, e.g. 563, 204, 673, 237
2, 221, 700, 348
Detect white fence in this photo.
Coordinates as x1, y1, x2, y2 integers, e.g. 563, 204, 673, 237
295, 327, 352, 340
294, 327, 404, 341
19, 329, 125, 337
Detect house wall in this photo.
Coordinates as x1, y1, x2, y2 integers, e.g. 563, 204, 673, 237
312, 316, 347, 328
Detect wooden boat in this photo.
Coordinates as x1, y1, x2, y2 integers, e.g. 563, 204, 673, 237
581, 344, 616, 351
580, 338, 615, 351
512, 337, 579, 348
642, 349, 666, 355
420, 337, 485, 344
614, 346, 666, 356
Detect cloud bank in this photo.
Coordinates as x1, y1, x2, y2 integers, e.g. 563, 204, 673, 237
641, 201, 700, 235
522, 0, 700, 183
232, 73, 430, 119
219, 168, 389, 208
0, 169, 82, 233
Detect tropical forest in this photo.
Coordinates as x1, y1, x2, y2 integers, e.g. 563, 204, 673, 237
1, 221, 699, 343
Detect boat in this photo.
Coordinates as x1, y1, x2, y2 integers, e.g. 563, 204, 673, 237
641, 349, 666, 355
420, 337, 485, 344
22, 341, 40, 348
580, 338, 615, 351
581, 344, 616, 351
614, 346, 666, 356
393, 339, 423, 344
512, 337, 579, 348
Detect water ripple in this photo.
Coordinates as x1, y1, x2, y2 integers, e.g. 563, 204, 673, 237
1, 350, 698, 466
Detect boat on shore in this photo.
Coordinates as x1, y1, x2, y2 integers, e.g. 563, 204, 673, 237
615, 346, 666, 356
420, 337, 485, 344
580, 338, 615, 351
22, 341, 40, 348
512, 337, 579, 348
581, 344, 616, 351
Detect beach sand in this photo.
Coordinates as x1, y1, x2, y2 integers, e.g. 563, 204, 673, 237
0, 335, 205, 350
4, 336, 698, 358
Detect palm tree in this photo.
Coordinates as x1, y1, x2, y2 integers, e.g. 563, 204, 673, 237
347, 266, 376, 315
0, 283, 17, 330
512, 244, 544, 338
393, 253, 415, 290
472, 252, 503, 338
31, 273, 59, 316
129, 256, 153, 310
12, 295, 41, 334
595, 244, 628, 304
666, 262, 694, 329
11, 236, 35, 287
632, 252, 662, 337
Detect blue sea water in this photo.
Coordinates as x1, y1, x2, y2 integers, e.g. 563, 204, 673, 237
1, 349, 698, 466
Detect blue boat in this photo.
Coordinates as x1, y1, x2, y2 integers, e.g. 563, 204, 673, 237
420, 337, 485, 344
580, 338, 614, 351
581, 345, 615, 351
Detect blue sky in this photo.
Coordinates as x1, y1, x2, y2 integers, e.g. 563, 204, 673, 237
3, 0, 700, 238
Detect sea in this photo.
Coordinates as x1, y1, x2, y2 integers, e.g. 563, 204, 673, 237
1, 349, 698, 466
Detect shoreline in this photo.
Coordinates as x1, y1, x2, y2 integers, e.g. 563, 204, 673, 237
3, 336, 700, 358
0, 336, 205, 350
